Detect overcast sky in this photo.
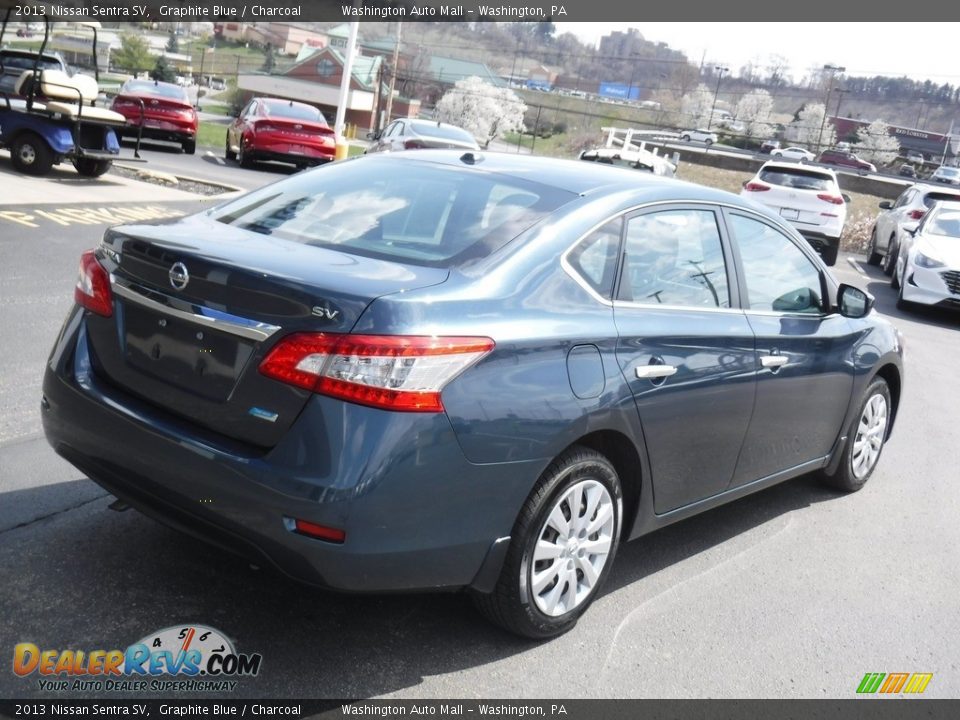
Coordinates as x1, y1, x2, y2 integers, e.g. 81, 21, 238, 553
557, 23, 960, 84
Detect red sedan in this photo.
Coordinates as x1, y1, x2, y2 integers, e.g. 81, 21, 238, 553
226, 98, 336, 169
110, 80, 198, 154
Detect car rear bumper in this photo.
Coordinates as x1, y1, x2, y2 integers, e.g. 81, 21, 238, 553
247, 142, 334, 165
41, 310, 539, 592
118, 118, 195, 144
795, 229, 841, 250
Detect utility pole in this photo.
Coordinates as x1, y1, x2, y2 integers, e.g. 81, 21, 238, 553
334, 20, 359, 160
707, 66, 728, 131
816, 64, 845, 153
383, 21, 401, 127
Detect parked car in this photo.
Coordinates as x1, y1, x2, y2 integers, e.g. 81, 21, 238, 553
578, 146, 676, 177
905, 151, 924, 165
771, 146, 815, 162
897, 164, 918, 179
680, 128, 717, 144
760, 139, 781, 154
867, 183, 960, 274
890, 200, 960, 310
0, 48, 67, 96
110, 79, 198, 154
817, 149, 876, 174
930, 166, 960, 185
365, 118, 479, 153
226, 97, 335, 169
43, 151, 903, 639
740, 161, 848, 265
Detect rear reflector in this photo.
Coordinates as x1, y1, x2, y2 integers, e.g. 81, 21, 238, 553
290, 518, 345, 543
259, 333, 495, 412
744, 182, 770, 192
817, 193, 845, 205
74, 250, 113, 317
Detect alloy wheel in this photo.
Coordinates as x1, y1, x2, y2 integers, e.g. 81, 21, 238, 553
529, 479, 615, 617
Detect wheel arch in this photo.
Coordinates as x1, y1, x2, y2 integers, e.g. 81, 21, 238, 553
566, 429, 643, 542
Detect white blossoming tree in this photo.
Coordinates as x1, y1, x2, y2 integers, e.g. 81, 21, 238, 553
435, 77, 526, 149
734, 89, 775, 140
854, 119, 900, 166
788, 102, 835, 150
680, 84, 715, 128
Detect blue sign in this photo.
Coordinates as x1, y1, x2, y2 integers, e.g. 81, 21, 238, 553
598, 82, 640, 101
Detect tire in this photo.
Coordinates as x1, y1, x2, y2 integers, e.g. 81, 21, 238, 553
882, 239, 898, 276
820, 378, 891, 492
72, 158, 112, 177
773, 151, 783, 158
237, 139, 253, 168
866, 229, 882, 266
896, 274, 910, 311
704, 139, 713, 146
821, 244, 839, 267
471, 446, 622, 639
182, 139, 196, 155
681, 134, 691, 142
10, 132, 54, 176
224, 134, 236, 161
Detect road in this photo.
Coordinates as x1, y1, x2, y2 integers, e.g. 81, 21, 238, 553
0, 155, 958, 701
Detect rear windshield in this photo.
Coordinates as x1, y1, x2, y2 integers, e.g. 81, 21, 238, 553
409, 121, 475, 143
923, 192, 960, 208
209, 158, 573, 267
758, 167, 834, 191
122, 80, 188, 102
263, 101, 325, 123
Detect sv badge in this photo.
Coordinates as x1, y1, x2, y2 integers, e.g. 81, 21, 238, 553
311, 306, 340, 320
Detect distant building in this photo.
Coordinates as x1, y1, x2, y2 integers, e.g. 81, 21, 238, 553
831, 116, 957, 160
236, 46, 419, 132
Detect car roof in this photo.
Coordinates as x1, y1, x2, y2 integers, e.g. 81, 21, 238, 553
365, 150, 748, 203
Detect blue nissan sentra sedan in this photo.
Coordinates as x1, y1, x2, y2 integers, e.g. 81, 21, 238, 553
42, 151, 904, 638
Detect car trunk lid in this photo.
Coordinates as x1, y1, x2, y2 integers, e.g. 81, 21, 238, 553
86, 214, 448, 448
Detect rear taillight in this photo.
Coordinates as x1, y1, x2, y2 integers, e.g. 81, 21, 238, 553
254, 122, 277, 133
74, 250, 113, 317
259, 333, 495, 412
111, 99, 139, 111
817, 193, 845, 205
744, 182, 770, 192
908, 209, 926, 220
404, 139, 425, 149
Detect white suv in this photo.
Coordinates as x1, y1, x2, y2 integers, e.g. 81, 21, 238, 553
740, 161, 848, 265
680, 129, 718, 145
869, 183, 960, 275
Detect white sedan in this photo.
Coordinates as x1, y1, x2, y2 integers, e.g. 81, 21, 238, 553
680, 129, 718, 144
771, 146, 816, 162
892, 200, 960, 310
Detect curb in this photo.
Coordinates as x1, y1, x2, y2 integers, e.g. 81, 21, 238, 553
114, 163, 245, 195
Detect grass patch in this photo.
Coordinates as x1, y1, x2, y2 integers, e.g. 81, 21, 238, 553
197, 121, 227, 150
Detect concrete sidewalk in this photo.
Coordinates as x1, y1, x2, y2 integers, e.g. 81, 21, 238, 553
0, 151, 201, 206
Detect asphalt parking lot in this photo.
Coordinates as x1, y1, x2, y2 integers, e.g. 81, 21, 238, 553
1, 148, 958, 700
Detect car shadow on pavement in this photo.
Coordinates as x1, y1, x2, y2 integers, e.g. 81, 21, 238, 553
0, 471, 845, 699
202, 154, 297, 176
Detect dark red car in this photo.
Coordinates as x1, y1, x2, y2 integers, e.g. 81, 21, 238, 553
111, 79, 198, 154
226, 97, 335, 169
817, 149, 876, 174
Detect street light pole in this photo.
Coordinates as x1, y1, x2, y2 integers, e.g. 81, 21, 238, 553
707, 66, 728, 131
816, 64, 845, 154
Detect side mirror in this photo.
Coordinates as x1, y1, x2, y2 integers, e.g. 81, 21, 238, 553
841, 193, 852, 204
878, 200, 893, 210
902, 222, 919, 237
837, 284, 874, 319
366, 131, 380, 140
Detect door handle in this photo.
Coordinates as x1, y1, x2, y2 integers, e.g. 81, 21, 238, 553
760, 355, 789, 369
635, 364, 678, 379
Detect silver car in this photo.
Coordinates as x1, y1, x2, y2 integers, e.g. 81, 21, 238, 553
868, 183, 960, 275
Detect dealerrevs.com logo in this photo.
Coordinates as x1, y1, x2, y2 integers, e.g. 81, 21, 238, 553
13, 625, 262, 692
